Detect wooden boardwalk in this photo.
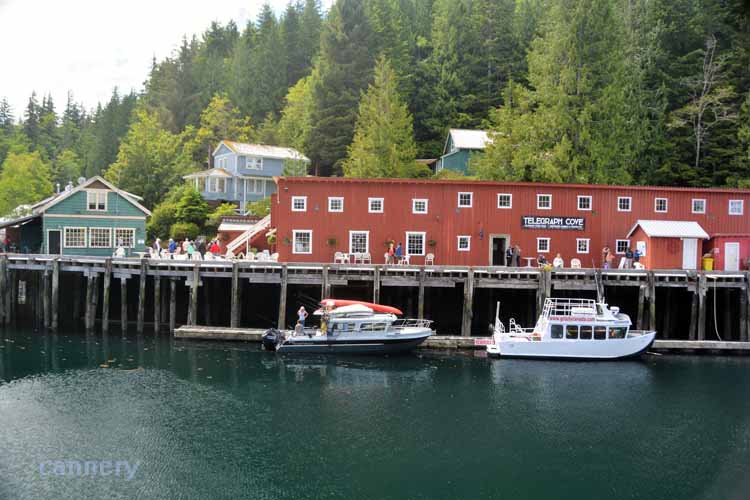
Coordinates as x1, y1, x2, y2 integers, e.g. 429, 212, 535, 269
1, 254, 748, 342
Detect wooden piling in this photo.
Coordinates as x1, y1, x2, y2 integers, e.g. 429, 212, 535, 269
137, 259, 147, 333
202, 278, 211, 326
0, 255, 7, 324
230, 262, 240, 328
461, 268, 474, 337
662, 288, 670, 339
636, 285, 645, 331
42, 265, 50, 329
647, 271, 656, 333
697, 273, 707, 341
723, 288, 732, 340
743, 272, 750, 342
188, 263, 200, 326
153, 275, 161, 334
51, 258, 59, 331
322, 265, 331, 299
277, 265, 288, 330
373, 266, 381, 304
102, 258, 112, 334
120, 277, 128, 335
85, 275, 95, 331
91, 275, 99, 329
418, 267, 426, 320
689, 289, 699, 341
72, 274, 82, 324
169, 278, 177, 333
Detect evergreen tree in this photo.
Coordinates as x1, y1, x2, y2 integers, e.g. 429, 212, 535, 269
0, 98, 13, 131
307, 0, 377, 175
342, 57, 421, 178
282, 1, 307, 86
248, 5, 288, 120
277, 71, 318, 152
22, 92, 40, 146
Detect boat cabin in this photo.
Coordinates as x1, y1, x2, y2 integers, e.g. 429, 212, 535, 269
536, 298, 632, 341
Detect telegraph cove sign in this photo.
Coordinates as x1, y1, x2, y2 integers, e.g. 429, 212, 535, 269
521, 216, 585, 231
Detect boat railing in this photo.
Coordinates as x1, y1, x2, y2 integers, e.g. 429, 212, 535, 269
543, 298, 598, 318
391, 319, 434, 329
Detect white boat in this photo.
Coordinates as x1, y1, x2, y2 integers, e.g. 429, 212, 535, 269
262, 302, 434, 355
487, 298, 656, 360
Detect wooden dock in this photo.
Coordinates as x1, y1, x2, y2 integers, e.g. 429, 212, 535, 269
1, 254, 748, 343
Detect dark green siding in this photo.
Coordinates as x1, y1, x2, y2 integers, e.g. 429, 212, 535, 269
42, 217, 147, 256
440, 150, 471, 174
45, 191, 145, 217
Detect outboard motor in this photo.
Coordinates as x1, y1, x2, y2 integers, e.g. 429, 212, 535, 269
262, 328, 280, 351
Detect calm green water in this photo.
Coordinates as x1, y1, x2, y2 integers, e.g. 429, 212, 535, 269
1, 329, 749, 500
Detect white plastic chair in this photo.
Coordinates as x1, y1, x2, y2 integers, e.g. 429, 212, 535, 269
425, 253, 435, 265
570, 258, 582, 269
398, 255, 410, 265
361, 252, 371, 264
270, 252, 279, 262
334, 252, 346, 264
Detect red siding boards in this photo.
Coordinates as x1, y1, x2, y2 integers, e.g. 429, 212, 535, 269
271, 177, 750, 268
705, 236, 750, 271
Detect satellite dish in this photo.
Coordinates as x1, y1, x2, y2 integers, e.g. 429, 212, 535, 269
77, 177, 86, 185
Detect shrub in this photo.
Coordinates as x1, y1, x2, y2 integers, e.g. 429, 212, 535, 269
170, 222, 200, 240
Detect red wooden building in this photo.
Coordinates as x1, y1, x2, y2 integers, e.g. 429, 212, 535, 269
270, 177, 750, 270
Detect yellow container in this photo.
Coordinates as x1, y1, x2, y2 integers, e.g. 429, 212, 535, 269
702, 257, 714, 271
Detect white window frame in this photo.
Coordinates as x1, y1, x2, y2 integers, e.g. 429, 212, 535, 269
247, 156, 263, 170
576, 238, 590, 254
348, 230, 369, 254
537, 237, 550, 253
328, 197, 344, 213
729, 199, 744, 216
577, 195, 592, 211
88, 227, 112, 248
63, 227, 87, 248
412, 198, 428, 214
457, 192, 473, 208
114, 228, 136, 248
457, 235, 471, 252
537, 194, 552, 210
291, 196, 307, 212
368, 197, 384, 213
207, 177, 226, 193
617, 197, 632, 212
86, 190, 107, 212
691, 199, 706, 214
405, 231, 426, 256
497, 193, 512, 209
654, 197, 668, 213
292, 230, 312, 254
615, 240, 630, 254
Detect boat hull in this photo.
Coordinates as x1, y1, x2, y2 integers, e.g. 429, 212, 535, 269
487, 332, 656, 360
276, 334, 431, 355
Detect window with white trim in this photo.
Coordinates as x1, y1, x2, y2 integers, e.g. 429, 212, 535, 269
497, 193, 512, 209
729, 199, 744, 215
63, 227, 86, 248
368, 198, 383, 213
86, 191, 107, 211
654, 198, 668, 213
291, 196, 307, 212
457, 192, 473, 208
617, 197, 632, 212
537, 194, 552, 210
349, 231, 369, 254
412, 198, 428, 214
406, 232, 425, 256
89, 228, 112, 248
692, 199, 706, 214
247, 157, 263, 170
328, 197, 344, 212
616, 240, 630, 254
576, 238, 590, 254
293, 230, 312, 254
208, 177, 226, 193
577, 196, 592, 211
218, 157, 227, 169
537, 237, 550, 253
114, 228, 135, 248
457, 235, 471, 251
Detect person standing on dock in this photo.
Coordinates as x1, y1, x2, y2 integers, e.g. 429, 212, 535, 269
395, 242, 403, 260
297, 306, 308, 326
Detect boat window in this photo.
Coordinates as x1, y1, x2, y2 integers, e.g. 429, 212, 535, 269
332, 322, 356, 333
594, 326, 607, 340
579, 326, 592, 340
551, 324, 564, 339
566, 325, 578, 339
609, 327, 627, 339
360, 322, 387, 332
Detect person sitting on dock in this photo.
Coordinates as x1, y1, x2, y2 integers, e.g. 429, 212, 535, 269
553, 253, 564, 268
297, 306, 308, 326
294, 321, 305, 337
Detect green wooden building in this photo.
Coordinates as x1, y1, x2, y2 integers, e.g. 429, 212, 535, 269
0, 176, 151, 256
436, 129, 491, 174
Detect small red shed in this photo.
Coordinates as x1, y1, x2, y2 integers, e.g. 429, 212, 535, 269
705, 234, 750, 271
627, 220, 709, 270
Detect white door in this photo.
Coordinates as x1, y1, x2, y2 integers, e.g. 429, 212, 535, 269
725, 242, 740, 271
682, 238, 698, 270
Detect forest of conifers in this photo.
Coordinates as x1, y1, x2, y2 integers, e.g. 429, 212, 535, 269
0, 0, 749, 215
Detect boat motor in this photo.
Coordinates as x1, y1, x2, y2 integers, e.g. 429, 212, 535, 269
262, 329, 281, 351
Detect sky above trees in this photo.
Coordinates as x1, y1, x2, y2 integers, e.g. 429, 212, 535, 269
0, 0, 333, 115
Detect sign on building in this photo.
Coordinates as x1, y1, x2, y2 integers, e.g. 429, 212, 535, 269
521, 216, 585, 231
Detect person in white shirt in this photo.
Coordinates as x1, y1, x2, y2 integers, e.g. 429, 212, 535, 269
553, 253, 564, 268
